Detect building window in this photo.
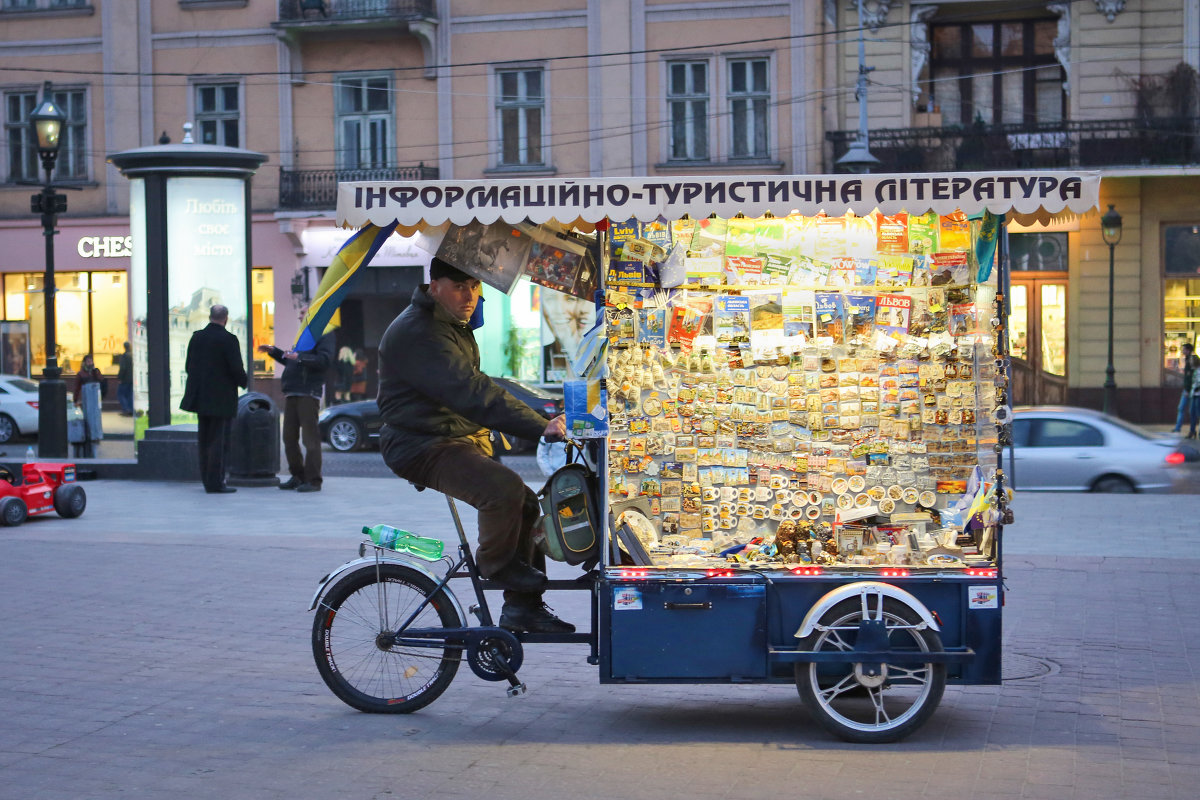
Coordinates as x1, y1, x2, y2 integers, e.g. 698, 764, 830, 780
1163, 224, 1200, 380
250, 267, 274, 375
496, 68, 544, 167
2, 271, 128, 374
335, 74, 390, 171
728, 58, 769, 159
667, 61, 709, 161
4, 86, 85, 182
196, 83, 240, 147
929, 18, 1063, 126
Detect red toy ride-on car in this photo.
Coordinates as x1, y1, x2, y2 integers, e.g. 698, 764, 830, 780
0, 462, 86, 527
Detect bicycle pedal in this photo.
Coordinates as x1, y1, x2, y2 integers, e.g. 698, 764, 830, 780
506, 682, 527, 698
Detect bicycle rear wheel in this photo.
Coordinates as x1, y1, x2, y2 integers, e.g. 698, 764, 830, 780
313, 562, 463, 713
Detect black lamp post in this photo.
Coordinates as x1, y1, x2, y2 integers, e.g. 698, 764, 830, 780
1100, 204, 1123, 417
29, 81, 69, 458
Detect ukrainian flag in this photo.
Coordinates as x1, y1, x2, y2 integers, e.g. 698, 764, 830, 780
295, 222, 397, 351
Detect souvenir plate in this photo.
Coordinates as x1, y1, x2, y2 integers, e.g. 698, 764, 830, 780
808, 490, 823, 505
805, 505, 822, 519
642, 397, 662, 416
867, 485, 886, 501
887, 484, 904, 500
902, 488, 920, 505
918, 490, 937, 508
879, 498, 896, 514
847, 475, 866, 493
836, 493, 853, 510
831, 478, 849, 495
854, 493, 871, 508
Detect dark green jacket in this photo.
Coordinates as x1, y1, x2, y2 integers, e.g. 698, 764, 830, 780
377, 285, 547, 466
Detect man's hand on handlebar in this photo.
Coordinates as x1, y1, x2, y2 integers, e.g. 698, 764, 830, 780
542, 414, 567, 442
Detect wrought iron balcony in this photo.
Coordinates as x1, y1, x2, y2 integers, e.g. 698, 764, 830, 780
827, 117, 1200, 172
279, 165, 439, 210
276, 0, 434, 25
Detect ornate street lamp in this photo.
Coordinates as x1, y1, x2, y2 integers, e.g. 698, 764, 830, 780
29, 81, 69, 458
1100, 204, 1123, 416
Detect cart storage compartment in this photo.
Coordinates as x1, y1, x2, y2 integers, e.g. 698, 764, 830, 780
605, 582, 767, 680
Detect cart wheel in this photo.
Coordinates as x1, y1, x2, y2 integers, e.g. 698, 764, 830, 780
795, 596, 946, 743
0, 496, 28, 527
53, 484, 86, 518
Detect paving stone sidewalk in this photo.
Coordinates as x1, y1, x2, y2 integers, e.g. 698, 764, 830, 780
0, 480, 1196, 800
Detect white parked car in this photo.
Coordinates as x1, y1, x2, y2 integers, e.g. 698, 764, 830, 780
0, 375, 42, 444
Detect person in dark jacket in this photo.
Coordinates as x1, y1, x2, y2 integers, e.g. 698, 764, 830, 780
259, 318, 337, 492
377, 257, 571, 634
72, 353, 103, 405
116, 341, 133, 416
181, 305, 248, 494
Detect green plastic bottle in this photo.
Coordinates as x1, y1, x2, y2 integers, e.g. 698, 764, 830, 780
362, 524, 444, 561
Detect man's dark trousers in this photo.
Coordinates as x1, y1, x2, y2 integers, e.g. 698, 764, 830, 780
283, 395, 323, 486
382, 434, 544, 605
197, 415, 233, 492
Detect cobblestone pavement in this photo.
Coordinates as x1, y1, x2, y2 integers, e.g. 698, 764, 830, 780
0, 480, 1196, 800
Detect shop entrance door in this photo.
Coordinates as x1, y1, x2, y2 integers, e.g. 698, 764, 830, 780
1008, 279, 1068, 405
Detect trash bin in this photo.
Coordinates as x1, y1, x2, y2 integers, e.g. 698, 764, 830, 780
228, 392, 280, 485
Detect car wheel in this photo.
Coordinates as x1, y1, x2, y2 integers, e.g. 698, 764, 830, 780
0, 496, 27, 527
1092, 475, 1136, 493
327, 417, 363, 452
0, 413, 16, 444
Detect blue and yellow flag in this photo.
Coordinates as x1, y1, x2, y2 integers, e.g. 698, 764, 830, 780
294, 222, 397, 351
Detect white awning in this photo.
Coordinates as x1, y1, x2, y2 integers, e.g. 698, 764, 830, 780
336, 171, 1102, 233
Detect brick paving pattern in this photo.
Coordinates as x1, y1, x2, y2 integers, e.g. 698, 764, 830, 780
0, 480, 1196, 799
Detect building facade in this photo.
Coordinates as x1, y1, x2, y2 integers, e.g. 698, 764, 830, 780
1, 0, 1197, 421
822, 0, 1200, 421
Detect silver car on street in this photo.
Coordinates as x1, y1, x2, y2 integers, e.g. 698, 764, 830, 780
1009, 406, 1200, 493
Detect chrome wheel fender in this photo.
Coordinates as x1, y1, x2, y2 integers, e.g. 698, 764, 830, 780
795, 581, 939, 639
309, 554, 464, 624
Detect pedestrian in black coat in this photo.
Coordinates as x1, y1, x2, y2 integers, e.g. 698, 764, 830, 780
181, 304, 248, 494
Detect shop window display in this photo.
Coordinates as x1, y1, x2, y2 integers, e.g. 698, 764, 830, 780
600, 209, 1001, 572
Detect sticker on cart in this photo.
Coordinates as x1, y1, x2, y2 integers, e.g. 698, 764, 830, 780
968, 586, 999, 609
614, 588, 643, 610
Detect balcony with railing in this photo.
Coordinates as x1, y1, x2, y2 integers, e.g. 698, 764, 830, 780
276, 0, 434, 23
827, 117, 1200, 173
279, 165, 439, 210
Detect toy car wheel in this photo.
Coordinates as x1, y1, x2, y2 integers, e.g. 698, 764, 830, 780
53, 484, 86, 518
0, 496, 28, 527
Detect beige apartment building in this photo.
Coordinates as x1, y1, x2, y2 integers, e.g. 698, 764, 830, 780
0, 0, 1198, 421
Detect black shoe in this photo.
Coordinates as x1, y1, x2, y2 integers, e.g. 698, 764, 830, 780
206, 487, 237, 494
487, 558, 547, 594
279, 477, 303, 490
296, 482, 321, 493
500, 601, 575, 634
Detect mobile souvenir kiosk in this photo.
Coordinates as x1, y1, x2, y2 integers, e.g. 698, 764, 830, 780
314, 171, 1101, 742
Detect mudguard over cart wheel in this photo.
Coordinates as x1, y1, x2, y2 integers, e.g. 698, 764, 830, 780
795, 595, 947, 743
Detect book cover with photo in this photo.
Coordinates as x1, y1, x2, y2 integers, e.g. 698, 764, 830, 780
714, 294, 751, 345
843, 293, 877, 342
435, 220, 532, 294
874, 293, 912, 335
814, 292, 845, 343
782, 289, 815, 338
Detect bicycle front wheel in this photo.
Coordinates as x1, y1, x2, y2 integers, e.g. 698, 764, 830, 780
312, 562, 463, 713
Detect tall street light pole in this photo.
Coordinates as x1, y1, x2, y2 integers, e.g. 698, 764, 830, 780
835, 0, 881, 174
1100, 204, 1123, 417
29, 81, 69, 458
